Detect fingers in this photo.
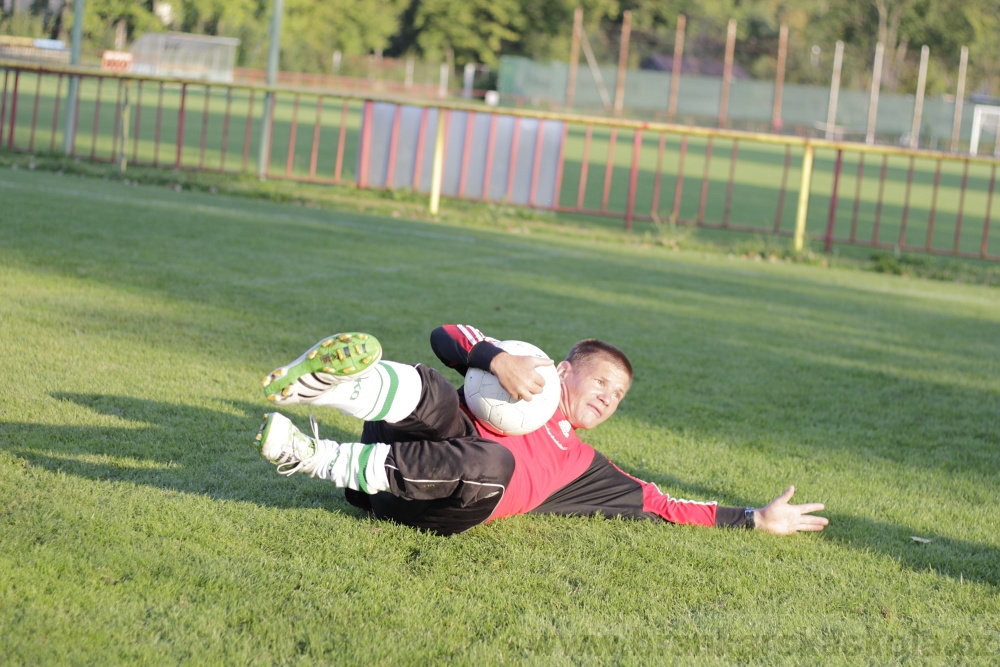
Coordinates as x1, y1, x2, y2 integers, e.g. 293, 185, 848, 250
797, 515, 829, 531
511, 378, 544, 402
797, 523, 827, 532
785, 507, 829, 534
758, 487, 829, 535
794, 502, 826, 514
518, 367, 553, 401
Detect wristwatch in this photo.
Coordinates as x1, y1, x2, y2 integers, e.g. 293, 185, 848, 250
744, 508, 756, 530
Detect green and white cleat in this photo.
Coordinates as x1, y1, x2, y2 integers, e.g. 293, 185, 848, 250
261, 332, 382, 404
255, 412, 334, 477
254, 413, 391, 493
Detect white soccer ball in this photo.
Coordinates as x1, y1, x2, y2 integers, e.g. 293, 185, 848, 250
464, 340, 561, 436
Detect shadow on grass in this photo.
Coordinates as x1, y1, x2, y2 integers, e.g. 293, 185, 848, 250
4, 393, 995, 589
3, 392, 368, 520
616, 464, 1000, 589
820, 511, 1000, 588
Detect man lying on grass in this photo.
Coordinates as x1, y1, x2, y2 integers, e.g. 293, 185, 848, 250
255, 324, 829, 537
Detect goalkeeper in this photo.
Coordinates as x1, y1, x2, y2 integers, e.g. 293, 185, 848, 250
255, 324, 828, 537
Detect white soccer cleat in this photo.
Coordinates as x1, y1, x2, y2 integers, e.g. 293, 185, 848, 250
255, 412, 336, 477
254, 413, 390, 493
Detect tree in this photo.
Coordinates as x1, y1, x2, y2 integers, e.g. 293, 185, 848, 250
411, 0, 525, 66
280, 0, 407, 72
81, 0, 159, 49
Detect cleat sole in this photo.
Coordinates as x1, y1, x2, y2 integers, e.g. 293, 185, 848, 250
262, 332, 382, 402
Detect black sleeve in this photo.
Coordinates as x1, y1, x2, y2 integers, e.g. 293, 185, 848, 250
429, 326, 504, 377
714, 505, 751, 529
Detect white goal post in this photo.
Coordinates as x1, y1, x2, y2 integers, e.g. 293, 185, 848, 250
969, 104, 1000, 156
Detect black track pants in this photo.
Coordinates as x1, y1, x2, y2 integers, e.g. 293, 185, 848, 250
344, 365, 513, 535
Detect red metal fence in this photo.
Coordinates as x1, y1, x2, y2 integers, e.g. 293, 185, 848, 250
1, 60, 998, 260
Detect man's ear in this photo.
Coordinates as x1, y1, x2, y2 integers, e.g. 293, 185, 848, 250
556, 360, 571, 378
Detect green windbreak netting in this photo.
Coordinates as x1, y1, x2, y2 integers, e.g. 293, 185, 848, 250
498, 55, 978, 150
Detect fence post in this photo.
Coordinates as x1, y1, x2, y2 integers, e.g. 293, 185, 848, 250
772, 24, 787, 132
358, 100, 373, 188
950, 46, 968, 152
566, 7, 583, 108
257, 0, 285, 179
825, 41, 844, 139
910, 45, 930, 149
438, 64, 449, 98
866, 43, 884, 145
120, 80, 130, 173
719, 19, 736, 127
176, 83, 187, 168
824, 149, 843, 253
794, 143, 815, 252
613, 11, 632, 117
667, 15, 685, 122
625, 128, 642, 230
429, 109, 447, 215
6, 71, 18, 150
463, 63, 475, 99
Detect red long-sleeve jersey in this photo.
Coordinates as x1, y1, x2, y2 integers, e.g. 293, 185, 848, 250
430, 324, 730, 527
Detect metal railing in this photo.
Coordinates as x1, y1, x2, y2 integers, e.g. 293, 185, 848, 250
1, 59, 997, 260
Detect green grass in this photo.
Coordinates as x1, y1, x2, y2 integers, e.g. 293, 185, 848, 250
1, 165, 999, 664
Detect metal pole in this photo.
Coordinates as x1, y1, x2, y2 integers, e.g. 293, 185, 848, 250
119, 81, 129, 173
825, 41, 844, 140
866, 42, 884, 144
910, 45, 929, 149
950, 46, 968, 152
257, 0, 284, 179
62, 0, 84, 155
667, 15, 685, 122
438, 63, 449, 98
771, 24, 787, 132
613, 11, 631, 117
824, 149, 843, 253
566, 7, 582, 108
794, 143, 815, 252
463, 63, 475, 99
429, 110, 447, 215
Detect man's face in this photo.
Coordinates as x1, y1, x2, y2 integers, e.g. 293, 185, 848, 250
557, 354, 631, 430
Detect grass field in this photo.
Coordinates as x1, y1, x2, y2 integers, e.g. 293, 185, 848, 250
1, 165, 999, 664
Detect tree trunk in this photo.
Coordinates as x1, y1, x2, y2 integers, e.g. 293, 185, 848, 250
874, 0, 914, 91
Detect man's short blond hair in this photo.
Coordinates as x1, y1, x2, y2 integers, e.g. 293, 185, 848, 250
564, 339, 633, 381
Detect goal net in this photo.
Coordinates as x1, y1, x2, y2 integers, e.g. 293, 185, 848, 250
970, 104, 1000, 156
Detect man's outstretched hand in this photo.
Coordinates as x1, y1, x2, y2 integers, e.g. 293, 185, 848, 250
753, 486, 828, 535
489, 352, 554, 402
